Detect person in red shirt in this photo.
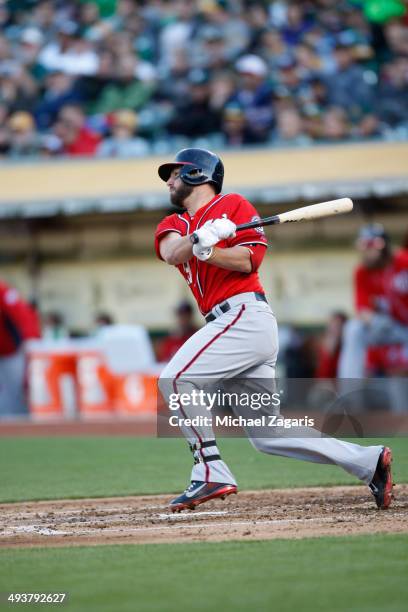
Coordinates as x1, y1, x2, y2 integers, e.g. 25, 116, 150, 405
155, 148, 392, 513
0, 282, 41, 416
157, 301, 198, 363
54, 104, 101, 156
338, 224, 408, 378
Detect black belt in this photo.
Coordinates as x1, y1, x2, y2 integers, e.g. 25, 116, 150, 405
205, 292, 267, 323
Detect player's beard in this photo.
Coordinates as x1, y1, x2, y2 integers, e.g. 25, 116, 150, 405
170, 181, 194, 209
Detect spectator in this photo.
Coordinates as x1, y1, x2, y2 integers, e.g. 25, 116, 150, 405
157, 47, 191, 106
221, 103, 257, 147
7, 111, 42, 158
156, 300, 198, 363
275, 55, 305, 99
272, 106, 311, 145
281, 3, 313, 47
193, 25, 232, 72
256, 29, 288, 71
0, 65, 38, 115
324, 43, 375, 119
245, 3, 271, 54
302, 107, 323, 140
73, 49, 116, 110
384, 20, 408, 56
96, 109, 150, 158
91, 53, 155, 114
321, 106, 350, 141
376, 56, 408, 128
29, 0, 58, 43
307, 77, 329, 112
167, 69, 221, 139
38, 21, 99, 76
53, 104, 101, 156
209, 70, 236, 113
353, 113, 380, 139
0, 33, 12, 64
0, 281, 41, 416
231, 54, 274, 143
17, 28, 46, 82
195, 0, 250, 65
158, 0, 197, 75
294, 42, 322, 74
78, 1, 103, 39
34, 70, 82, 130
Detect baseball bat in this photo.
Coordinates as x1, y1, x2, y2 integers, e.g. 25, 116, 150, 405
190, 198, 353, 243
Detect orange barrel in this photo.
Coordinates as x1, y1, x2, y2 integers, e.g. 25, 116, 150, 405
114, 372, 158, 416
76, 348, 116, 417
26, 341, 78, 419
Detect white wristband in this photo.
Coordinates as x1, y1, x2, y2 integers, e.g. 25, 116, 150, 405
193, 244, 214, 261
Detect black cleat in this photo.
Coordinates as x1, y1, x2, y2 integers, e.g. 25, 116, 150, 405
369, 447, 393, 509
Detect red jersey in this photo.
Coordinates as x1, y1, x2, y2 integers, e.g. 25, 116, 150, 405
0, 283, 41, 357
354, 250, 408, 325
154, 193, 268, 314
386, 248, 408, 325
354, 265, 389, 314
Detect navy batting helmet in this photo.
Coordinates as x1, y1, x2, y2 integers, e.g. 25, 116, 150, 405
158, 148, 224, 194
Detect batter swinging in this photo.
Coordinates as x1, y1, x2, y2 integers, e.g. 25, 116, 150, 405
155, 148, 393, 513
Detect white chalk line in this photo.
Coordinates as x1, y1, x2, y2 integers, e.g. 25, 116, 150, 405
1, 504, 165, 519
96, 515, 357, 535
0, 509, 231, 532
1, 515, 356, 538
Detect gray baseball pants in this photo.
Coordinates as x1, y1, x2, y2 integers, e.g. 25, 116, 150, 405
159, 293, 383, 487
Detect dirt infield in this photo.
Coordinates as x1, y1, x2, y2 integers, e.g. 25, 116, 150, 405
1, 485, 407, 548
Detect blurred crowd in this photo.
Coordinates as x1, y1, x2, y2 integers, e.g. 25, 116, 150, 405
0, 0, 407, 159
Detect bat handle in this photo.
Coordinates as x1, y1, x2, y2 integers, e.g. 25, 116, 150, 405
190, 232, 200, 245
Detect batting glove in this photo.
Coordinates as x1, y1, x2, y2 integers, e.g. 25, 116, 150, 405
211, 217, 236, 239
193, 221, 220, 249
192, 243, 214, 261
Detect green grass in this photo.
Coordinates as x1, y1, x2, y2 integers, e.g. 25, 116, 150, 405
1, 534, 407, 612
0, 437, 407, 503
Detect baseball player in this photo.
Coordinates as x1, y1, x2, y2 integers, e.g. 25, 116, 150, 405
155, 148, 393, 512
338, 224, 408, 378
